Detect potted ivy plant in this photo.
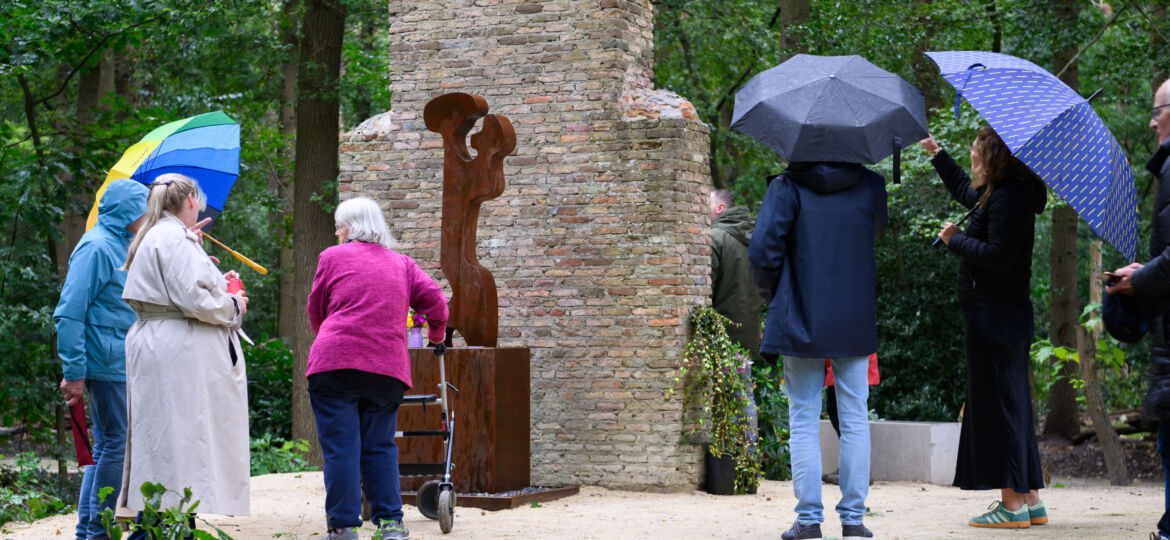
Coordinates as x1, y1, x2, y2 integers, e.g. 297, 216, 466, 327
676, 307, 761, 494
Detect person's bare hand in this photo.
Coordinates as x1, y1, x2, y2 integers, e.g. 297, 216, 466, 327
224, 270, 240, 283
938, 222, 960, 245
60, 378, 85, 406
189, 217, 212, 246
919, 135, 940, 154
1106, 263, 1144, 296
234, 292, 248, 317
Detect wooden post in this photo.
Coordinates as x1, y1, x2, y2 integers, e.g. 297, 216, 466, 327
1078, 239, 1129, 485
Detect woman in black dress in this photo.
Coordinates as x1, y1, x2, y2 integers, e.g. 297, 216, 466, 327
920, 127, 1048, 529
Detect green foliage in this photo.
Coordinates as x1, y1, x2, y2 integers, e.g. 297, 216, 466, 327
1031, 302, 1147, 409
0, 0, 390, 450
249, 435, 316, 477
245, 338, 294, 440
751, 362, 791, 480
0, 452, 74, 526
655, 1, 1164, 422
676, 307, 760, 493
101, 482, 235, 540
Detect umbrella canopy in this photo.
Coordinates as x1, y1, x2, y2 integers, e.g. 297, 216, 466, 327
927, 50, 1139, 261
85, 111, 240, 230
731, 54, 929, 164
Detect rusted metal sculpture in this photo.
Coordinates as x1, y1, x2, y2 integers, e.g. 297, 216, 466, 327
424, 93, 516, 347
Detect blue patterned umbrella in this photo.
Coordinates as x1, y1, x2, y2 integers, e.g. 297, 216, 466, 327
927, 50, 1139, 261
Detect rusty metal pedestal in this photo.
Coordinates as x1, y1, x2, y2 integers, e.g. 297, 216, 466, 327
399, 347, 575, 510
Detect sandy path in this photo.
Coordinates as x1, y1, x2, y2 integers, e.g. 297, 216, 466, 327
3, 473, 1163, 539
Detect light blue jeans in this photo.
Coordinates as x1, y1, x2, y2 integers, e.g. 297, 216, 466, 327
76, 380, 127, 540
784, 355, 870, 526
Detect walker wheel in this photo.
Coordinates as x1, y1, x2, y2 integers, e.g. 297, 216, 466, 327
437, 488, 455, 533
417, 480, 440, 520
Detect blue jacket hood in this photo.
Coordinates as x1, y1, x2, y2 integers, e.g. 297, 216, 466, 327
52, 178, 148, 382
98, 179, 150, 237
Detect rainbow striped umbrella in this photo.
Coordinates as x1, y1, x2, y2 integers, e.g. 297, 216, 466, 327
86, 111, 240, 230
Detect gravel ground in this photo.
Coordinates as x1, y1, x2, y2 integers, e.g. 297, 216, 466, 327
2, 472, 1164, 539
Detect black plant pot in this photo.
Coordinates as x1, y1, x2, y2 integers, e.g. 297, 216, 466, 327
703, 447, 736, 495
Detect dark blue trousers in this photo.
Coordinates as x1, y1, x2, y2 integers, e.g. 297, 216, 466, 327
310, 391, 403, 530
1159, 420, 1170, 536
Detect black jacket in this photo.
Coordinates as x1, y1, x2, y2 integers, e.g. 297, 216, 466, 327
711, 206, 762, 359
748, 162, 888, 358
1131, 138, 1170, 419
931, 150, 1047, 301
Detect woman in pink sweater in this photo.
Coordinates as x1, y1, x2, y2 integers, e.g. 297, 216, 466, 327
306, 197, 448, 540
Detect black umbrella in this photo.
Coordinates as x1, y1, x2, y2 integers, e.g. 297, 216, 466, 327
731, 54, 929, 180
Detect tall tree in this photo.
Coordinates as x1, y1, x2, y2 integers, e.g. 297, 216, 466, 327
1078, 240, 1129, 485
291, 0, 347, 465
1043, 0, 1083, 442
277, 0, 300, 345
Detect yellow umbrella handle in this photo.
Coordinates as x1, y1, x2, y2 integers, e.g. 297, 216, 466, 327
201, 232, 269, 275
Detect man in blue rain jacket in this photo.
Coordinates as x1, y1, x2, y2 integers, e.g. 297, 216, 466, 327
54, 178, 149, 540
749, 162, 886, 540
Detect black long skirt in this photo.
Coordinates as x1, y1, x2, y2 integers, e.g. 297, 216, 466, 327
954, 297, 1044, 493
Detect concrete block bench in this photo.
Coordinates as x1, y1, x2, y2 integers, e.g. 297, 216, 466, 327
818, 420, 960, 485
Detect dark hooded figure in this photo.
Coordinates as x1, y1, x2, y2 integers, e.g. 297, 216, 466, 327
921, 127, 1049, 530
749, 161, 886, 540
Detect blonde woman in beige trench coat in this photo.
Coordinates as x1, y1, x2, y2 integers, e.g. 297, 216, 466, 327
118, 173, 250, 516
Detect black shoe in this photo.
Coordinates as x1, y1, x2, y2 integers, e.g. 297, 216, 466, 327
843, 523, 873, 539
822, 470, 839, 485
781, 521, 822, 540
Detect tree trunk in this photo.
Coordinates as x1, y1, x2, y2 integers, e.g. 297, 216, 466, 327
98, 51, 116, 108
1152, 2, 1168, 94
58, 62, 104, 261
911, 0, 943, 113
1045, 209, 1081, 440
779, 0, 810, 54
984, 0, 1002, 53
277, 0, 299, 345
291, 0, 346, 466
1044, 0, 1082, 442
1078, 240, 1130, 485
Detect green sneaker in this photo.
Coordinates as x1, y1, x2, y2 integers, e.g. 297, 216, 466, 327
968, 501, 1030, 529
1028, 500, 1048, 525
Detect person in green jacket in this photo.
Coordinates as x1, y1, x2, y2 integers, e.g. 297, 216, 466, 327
709, 188, 762, 448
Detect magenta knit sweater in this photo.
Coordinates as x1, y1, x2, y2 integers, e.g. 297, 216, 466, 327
306, 242, 448, 388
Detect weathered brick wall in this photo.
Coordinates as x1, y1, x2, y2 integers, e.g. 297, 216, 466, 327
338, 0, 711, 490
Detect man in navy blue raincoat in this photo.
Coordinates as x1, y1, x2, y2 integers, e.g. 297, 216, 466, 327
55, 178, 149, 540
749, 162, 887, 540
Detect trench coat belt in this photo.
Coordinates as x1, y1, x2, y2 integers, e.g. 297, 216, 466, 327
136, 310, 186, 321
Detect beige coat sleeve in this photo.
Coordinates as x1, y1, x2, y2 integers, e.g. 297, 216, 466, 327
159, 230, 240, 328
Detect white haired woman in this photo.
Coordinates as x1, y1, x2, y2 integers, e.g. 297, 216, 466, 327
306, 196, 448, 540
119, 173, 250, 537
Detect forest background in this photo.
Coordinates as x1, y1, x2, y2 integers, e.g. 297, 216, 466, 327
0, 0, 1166, 522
